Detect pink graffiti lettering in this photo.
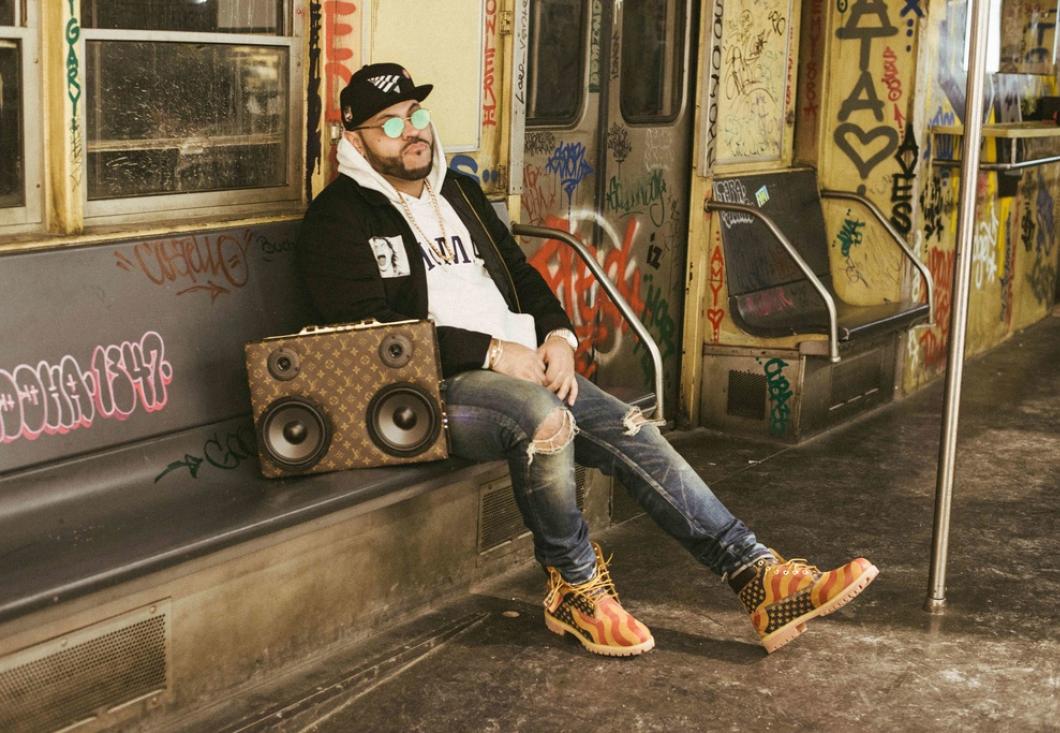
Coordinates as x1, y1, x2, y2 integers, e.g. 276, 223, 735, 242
708, 243, 726, 342
0, 331, 172, 445
802, 0, 823, 120
118, 230, 252, 301
521, 164, 560, 225
881, 46, 902, 102
529, 216, 645, 378
483, 0, 498, 126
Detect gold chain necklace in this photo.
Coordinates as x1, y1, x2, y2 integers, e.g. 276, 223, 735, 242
397, 180, 453, 265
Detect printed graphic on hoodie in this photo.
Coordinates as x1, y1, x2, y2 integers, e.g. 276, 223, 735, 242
369, 235, 411, 278
418, 235, 481, 271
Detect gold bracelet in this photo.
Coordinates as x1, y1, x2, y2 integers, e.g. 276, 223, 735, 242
486, 339, 504, 369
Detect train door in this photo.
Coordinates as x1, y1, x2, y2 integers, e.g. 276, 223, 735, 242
519, 0, 696, 413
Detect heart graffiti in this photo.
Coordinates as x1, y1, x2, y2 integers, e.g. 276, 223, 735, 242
833, 123, 899, 179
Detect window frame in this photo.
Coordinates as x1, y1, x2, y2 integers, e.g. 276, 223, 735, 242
0, 2, 43, 232
618, 0, 688, 125
526, 0, 590, 129
80, 12, 304, 225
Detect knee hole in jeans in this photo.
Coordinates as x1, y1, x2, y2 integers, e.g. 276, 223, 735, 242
527, 408, 578, 463
622, 406, 666, 436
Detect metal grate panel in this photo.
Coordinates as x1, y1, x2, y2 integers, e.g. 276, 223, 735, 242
726, 370, 767, 420
0, 607, 168, 733
478, 467, 586, 553
830, 350, 882, 410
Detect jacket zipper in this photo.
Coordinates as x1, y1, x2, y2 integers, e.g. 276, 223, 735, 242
455, 183, 522, 312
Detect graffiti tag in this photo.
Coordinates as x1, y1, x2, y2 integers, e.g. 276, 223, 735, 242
0, 331, 173, 445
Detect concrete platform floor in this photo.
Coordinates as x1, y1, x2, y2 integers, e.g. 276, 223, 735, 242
202, 313, 1060, 733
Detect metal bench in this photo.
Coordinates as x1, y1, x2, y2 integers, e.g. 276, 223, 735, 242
0, 222, 506, 626
0, 205, 663, 733
706, 167, 933, 362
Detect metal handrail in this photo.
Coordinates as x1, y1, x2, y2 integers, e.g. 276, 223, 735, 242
821, 189, 935, 326
704, 201, 841, 362
932, 154, 1060, 172
512, 223, 666, 422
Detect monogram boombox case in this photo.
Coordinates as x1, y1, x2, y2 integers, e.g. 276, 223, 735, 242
244, 319, 449, 478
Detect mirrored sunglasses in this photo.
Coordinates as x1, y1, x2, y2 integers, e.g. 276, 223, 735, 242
355, 108, 431, 138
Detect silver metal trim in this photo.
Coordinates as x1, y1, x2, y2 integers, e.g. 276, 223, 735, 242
80, 29, 293, 45
704, 200, 841, 362
821, 189, 935, 326
512, 223, 666, 422
508, 0, 531, 196
931, 154, 1060, 171
926, 0, 992, 614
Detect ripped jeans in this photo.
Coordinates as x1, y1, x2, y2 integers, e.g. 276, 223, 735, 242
443, 372, 770, 584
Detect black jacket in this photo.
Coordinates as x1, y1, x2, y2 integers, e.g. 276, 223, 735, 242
296, 170, 573, 377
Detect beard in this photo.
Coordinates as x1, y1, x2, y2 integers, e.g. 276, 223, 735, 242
363, 138, 434, 181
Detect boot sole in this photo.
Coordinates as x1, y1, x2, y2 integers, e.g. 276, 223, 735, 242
544, 612, 656, 657
761, 562, 880, 654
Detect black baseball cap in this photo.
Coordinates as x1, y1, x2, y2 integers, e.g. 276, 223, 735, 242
340, 63, 433, 131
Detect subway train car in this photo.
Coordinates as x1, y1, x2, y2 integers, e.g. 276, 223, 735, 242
0, 1, 1057, 731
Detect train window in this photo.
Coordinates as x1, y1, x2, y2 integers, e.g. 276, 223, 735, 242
81, 0, 285, 34
0, 2, 40, 231
0, 41, 22, 210
84, 42, 288, 200
620, 0, 685, 122
527, 0, 586, 126
80, 0, 300, 220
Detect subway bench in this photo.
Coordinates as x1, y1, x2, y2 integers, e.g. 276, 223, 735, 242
701, 167, 933, 441
0, 222, 514, 733
0, 214, 655, 733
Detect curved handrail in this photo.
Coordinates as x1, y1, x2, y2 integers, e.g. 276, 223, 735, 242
932, 154, 1060, 172
821, 189, 935, 326
512, 223, 666, 422
704, 201, 841, 362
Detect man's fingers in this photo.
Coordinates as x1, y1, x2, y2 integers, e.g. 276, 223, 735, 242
567, 377, 579, 405
546, 368, 565, 390
555, 377, 570, 402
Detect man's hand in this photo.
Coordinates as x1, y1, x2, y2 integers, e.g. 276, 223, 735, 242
538, 337, 578, 405
490, 340, 547, 384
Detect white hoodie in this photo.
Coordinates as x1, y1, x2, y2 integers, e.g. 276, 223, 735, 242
336, 128, 538, 353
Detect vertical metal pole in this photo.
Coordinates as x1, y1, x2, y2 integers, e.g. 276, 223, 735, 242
924, 0, 991, 613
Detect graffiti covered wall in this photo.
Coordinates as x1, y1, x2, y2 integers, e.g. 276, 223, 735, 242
305, 2, 509, 198
901, 0, 1060, 392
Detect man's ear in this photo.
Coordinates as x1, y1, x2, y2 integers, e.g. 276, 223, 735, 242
344, 130, 366, 155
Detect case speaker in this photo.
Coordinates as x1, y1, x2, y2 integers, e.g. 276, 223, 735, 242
245, 319, 448, 478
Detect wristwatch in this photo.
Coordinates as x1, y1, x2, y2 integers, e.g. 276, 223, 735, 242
545, 328, 579, 351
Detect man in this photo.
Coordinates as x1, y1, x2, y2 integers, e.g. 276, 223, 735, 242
297, 63, 878, 657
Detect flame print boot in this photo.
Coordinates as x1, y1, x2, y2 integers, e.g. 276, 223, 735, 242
543, 543, 655, 657
730, 551, 879, 653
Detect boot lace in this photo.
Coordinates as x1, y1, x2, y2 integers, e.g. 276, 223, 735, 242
544, 552, 620, 610
772, 552, 820, 578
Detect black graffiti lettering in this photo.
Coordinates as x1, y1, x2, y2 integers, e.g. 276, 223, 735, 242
889, 124, 919, 236
839, 70, 886, 122
836, 0, 898, 63
204, 432, 240, 469
890, 201, 912, 234
155, 425, 261, 482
